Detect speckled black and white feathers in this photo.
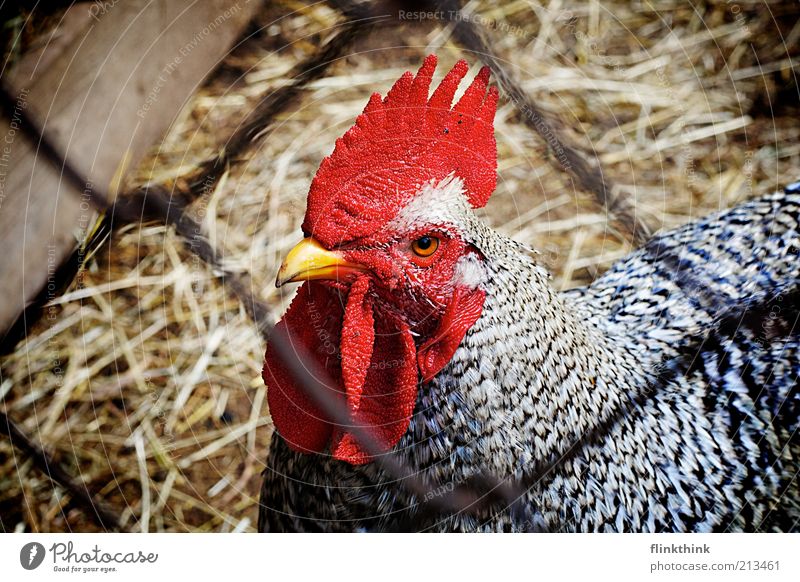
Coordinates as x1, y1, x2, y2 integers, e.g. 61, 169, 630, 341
259, 183, 800, 532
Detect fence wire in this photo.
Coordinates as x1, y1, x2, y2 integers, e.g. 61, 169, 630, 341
0, 0, 657, 532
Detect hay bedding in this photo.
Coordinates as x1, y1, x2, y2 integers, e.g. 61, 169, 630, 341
1, 0, 798, 531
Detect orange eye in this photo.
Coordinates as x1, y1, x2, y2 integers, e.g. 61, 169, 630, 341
411, 235, 439, 257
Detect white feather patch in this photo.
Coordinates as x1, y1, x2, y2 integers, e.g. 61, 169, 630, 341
453, 253, 487, 289
388, 174, 472, 232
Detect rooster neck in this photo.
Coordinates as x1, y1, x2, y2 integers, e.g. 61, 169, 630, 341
417, 227, 646, 476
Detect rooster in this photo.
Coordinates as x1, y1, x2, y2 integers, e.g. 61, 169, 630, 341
259, 55, 800, 532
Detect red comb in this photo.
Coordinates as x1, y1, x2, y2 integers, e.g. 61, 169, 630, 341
303, 54, 499, 247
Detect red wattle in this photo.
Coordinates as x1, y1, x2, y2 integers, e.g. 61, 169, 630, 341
332, 277, 419, 464
263, 282, 341, 454
339, 276, 375, 414
264, 278, 421, 465
418, 287, 486, 382
332, 315, 418, 464
263, 280, 485, 464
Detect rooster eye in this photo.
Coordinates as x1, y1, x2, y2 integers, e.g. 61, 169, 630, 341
411, 235, 439, 257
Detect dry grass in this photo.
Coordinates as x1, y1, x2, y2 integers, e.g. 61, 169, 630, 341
1, 0, 798, 532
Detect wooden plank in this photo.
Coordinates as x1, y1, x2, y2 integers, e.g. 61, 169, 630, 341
0, 0, 259, 335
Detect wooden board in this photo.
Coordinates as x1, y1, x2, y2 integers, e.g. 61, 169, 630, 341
0, 0, 260, 335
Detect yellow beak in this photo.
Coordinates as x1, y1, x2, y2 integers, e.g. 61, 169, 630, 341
275, 237, 366, 287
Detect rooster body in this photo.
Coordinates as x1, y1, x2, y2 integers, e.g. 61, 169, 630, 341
259, 56, 800, 532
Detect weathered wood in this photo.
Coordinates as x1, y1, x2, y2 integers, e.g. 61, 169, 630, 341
0, 0, 260, 336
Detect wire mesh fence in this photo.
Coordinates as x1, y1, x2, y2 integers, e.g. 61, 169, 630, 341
1, 0, 798, 532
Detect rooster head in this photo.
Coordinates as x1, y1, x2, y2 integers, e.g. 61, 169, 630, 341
264, 55, 499, 464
